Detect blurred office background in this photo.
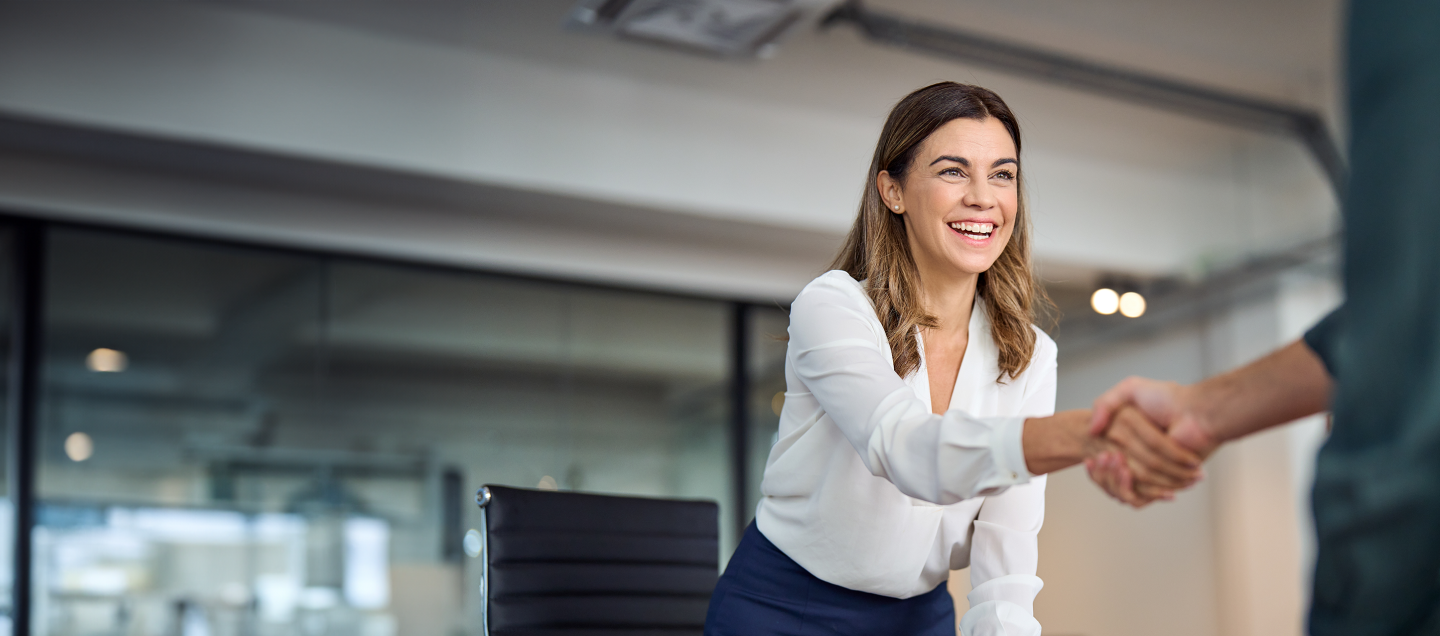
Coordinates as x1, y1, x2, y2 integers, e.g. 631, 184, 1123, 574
0, 2, 1342, 635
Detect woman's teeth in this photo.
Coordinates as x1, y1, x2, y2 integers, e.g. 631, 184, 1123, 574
949, 221, 994, 239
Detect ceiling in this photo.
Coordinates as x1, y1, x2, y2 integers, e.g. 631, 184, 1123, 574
212, 0, 1343, 117
0, 0, 1346, 302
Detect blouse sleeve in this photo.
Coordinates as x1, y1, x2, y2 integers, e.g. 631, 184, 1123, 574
787, 274, 1031, 504
960, 331, 1055, 636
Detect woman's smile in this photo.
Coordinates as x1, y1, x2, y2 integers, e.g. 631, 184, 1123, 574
948, 219, 998, 245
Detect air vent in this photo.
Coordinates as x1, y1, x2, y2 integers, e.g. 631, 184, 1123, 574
567, 0, 842, 59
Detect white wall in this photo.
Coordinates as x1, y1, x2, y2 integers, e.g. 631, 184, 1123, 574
1030, 270, 1339, 636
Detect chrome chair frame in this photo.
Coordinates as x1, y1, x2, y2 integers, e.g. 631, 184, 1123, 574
475, 486, 492, 636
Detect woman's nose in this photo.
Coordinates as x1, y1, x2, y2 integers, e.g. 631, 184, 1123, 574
962, 181, 997, 209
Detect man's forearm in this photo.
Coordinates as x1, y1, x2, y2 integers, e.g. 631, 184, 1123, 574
1190, 340, 1334, 444
1022, 409, 1102, 475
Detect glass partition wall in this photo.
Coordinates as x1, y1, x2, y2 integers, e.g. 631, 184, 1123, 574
0, 228, 15, 634
744, 306, 789, 521
18, 225, 779, 636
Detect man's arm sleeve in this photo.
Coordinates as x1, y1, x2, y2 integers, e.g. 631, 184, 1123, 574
1303, 305, 1344, 378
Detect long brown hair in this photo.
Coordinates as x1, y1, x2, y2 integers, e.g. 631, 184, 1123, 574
830, 81, 1048, 381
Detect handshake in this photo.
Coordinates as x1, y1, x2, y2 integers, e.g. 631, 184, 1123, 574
1066, 339, 1333, 507
1080, 376, 1219, 508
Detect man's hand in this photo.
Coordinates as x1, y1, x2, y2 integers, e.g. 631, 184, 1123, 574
1082, 340, 1333, 508
1085, 403, 1206, 507
1086, 377, 1219, 507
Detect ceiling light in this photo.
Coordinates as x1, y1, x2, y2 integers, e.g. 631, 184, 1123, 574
86, 348, 128, 372
463, 529, 483, 558
567, 0, 841, 59
1090, 288, 1119, 315
1119, 292, 1147, 318
65, 432, 94, 462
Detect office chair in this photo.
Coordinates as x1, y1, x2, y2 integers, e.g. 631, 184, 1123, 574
473, 484, 719, 635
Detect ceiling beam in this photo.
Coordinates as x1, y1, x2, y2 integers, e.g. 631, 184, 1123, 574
823, 0, 1347, 199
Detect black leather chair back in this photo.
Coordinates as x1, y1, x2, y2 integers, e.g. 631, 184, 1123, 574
475, 485, 719, 636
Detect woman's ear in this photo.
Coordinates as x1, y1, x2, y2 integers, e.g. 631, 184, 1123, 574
876, 171, 903, 215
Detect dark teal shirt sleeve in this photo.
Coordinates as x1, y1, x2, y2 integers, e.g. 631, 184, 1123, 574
1302, 305, 1343, 378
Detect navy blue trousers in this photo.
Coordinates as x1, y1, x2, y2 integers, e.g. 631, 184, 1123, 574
704, 523, 956, 636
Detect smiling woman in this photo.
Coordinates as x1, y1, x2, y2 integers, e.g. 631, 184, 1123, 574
838, 83, 1038, 384
703, 82, 1204, 636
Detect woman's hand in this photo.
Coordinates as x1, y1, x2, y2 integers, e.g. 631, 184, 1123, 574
1020, 406, 1202, 501
1086, 404, 1209, 507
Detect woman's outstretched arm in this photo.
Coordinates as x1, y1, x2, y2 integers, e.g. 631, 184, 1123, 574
790, 273, 1201, 503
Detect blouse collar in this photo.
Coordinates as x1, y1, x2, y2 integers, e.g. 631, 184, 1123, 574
911, 296, 1001, 407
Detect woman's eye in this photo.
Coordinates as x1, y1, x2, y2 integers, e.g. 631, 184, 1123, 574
992, 170, 1016, 181
939, 168, 964, 177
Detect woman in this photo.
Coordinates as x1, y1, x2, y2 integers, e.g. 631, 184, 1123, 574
703, 83, 1199, 635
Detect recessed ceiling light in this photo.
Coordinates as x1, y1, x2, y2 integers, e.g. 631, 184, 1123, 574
65, 432, 94, 462
463, 529, 483, 558
86, 348, 128, 373
1119, 292, 1147, 318
1090, 288, 1119, 315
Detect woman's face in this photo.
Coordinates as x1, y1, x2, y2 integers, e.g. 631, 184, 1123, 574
878, 117, 1019, 281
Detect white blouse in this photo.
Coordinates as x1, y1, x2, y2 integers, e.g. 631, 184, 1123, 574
755, 270, 1055, 636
